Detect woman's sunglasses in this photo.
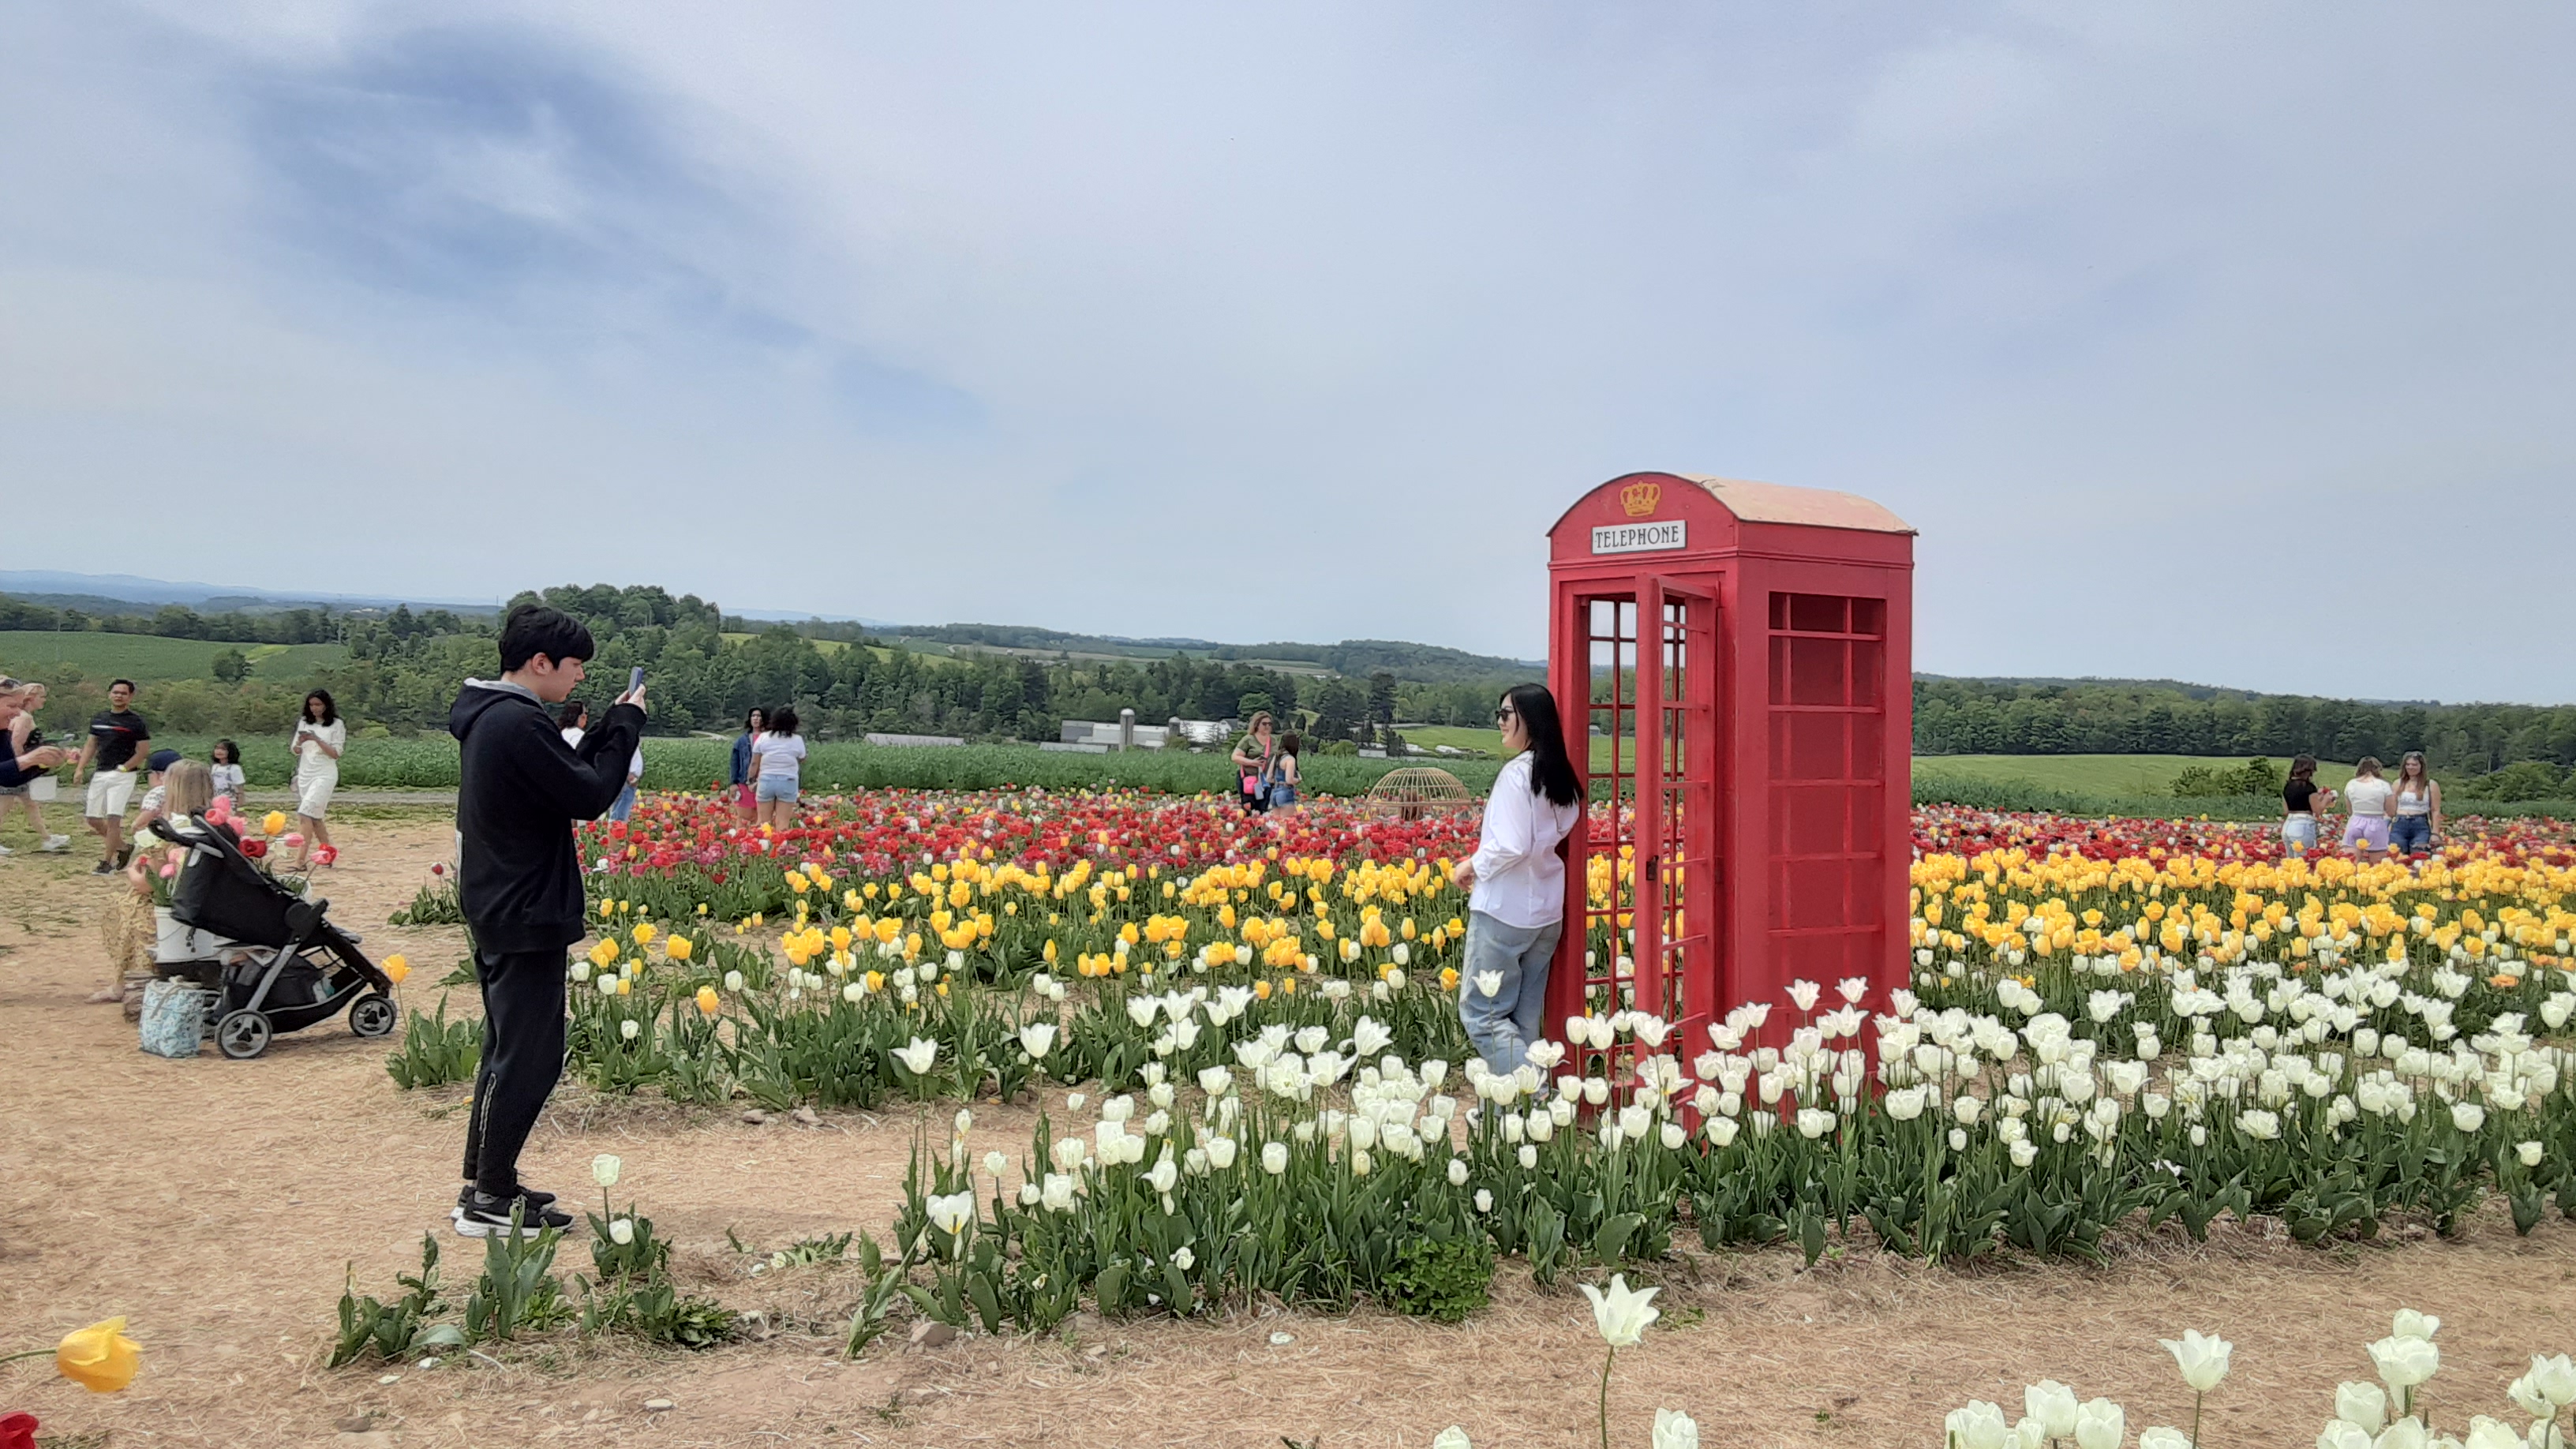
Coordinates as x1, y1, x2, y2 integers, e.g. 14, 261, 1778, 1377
1494, 707, 1517, 723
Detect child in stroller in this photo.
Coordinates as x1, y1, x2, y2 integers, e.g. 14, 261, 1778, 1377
144, 797, 397, 1059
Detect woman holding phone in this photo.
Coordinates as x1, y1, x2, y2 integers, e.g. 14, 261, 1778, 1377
290, 689, 346, 871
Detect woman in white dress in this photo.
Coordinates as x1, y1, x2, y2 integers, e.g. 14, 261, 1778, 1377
289, 689, 346, 871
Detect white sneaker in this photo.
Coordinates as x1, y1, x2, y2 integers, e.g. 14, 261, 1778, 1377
40, 834, 70, 852
0, 844, 13, 856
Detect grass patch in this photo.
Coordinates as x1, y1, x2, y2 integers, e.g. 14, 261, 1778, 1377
0, 631, 345, 683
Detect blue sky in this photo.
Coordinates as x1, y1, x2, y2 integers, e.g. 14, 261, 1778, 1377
3, 3, 2570, 701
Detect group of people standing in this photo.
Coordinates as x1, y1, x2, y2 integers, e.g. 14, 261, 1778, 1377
727, 706, 807, 829
0, 676, 349, 874
2281, 751, 2444, 863
1227, 710, 1304, 814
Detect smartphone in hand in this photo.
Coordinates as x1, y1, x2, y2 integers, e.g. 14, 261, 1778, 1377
629, 666, 646, 695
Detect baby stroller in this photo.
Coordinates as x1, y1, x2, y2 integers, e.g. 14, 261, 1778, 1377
144, 812, 399, 1059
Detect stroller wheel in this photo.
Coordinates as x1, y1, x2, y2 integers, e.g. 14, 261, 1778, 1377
215, 1009, 272, 1060
350, 993, 398, 1039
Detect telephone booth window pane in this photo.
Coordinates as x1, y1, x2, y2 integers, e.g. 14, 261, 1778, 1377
1849, 639, 1885, 708
1788, 593, 1844, 633
1788, 636, 1844, 706
1850, 597, 1886, 637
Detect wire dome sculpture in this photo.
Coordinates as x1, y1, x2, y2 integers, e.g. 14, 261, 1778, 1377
1362, 766, 1479, 822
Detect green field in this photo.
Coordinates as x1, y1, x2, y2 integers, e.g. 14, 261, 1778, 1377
0, 631, 346, 683
1912, 754, 2357, 795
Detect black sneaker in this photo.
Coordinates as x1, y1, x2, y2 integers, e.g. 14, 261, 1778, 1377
115, 846, 133, 869
455, 1189, 572, 1238
92, 860, 117, 875
451, 1184, 556, 1222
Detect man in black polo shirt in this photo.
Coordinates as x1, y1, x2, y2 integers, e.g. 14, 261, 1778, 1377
73, 679, 151, 875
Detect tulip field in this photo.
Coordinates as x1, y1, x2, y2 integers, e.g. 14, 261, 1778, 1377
405, 796, 2574, 1294
338, 788, 2576, 1442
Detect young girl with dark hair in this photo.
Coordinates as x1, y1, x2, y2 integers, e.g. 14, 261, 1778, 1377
1451, 683, 1585, 1078
2281, 755, 2331, 857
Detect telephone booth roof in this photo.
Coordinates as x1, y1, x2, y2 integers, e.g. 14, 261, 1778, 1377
1548, 472, 1914, 570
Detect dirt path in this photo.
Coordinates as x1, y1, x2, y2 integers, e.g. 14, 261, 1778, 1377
2, 818, 2572, 1448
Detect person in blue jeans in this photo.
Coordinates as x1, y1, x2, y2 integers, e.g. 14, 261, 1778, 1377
1451, 683, 1585, 1079
2389, 751, 2442, 857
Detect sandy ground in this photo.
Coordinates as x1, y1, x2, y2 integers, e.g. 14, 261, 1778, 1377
2, 814, 2573, 1449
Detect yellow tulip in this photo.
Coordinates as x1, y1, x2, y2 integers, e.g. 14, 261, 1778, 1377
631, 923, 656, 945
665, 936, 692, 962
261, 811, 287, 837
382, 954, 411, 985
695, 986, 720, 1017
56, 1316, 141, 1392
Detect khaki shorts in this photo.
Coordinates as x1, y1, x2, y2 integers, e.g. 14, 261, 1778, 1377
85, 769, 139, 820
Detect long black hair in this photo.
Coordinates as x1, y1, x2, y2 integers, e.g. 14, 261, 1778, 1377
304, 689, 338, 726
1503, 683, 1582, 807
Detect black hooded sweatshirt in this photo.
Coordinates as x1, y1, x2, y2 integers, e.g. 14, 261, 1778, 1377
449, 680, 643, 955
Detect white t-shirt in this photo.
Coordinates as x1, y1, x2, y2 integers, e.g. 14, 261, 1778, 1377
293, 719, 346, 781
752, 732, 806, 788
208, 762, 245, 799
1466, 754, 1584, 930
2343, 775, 2394, 818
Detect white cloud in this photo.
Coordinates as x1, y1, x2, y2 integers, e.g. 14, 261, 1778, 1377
2, 1, 2570, 701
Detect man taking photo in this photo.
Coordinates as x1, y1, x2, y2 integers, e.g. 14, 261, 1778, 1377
447, 604, 643, 1237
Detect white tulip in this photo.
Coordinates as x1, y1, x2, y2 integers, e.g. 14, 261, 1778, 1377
2460, 1417, 2525, 1449
2072, 1398, 2123, 1449
1020, 1022, 1058, 1058
2370, 1335, 2439, 1392
608, 1217, 635, 1245
893, 1037, 939, 1076
2525, 1352, 2576, 1407
2136, 1429, 2192, 1449
2390, 1309, 2441, 1342
618, 1019, 640, 1041
1578, 1273, 1660, 1347
2333, 1382, 2389, 1434
1945, 1400, 2010, 1449
1474, 970, 1504, 998
983, 1151, 1009, 1178
1448, 1159, 1470, 1186
592, 1154, 623, 1188
2024, 1382, 2079, 1440
925, 1190, 974, 1237
1262, 1141, 1290, 1174
2162, 1329, 2232, 1393
1652, 1407, 1698, 1449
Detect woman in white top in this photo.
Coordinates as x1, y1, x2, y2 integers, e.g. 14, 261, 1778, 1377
2339, 756, 2394, 862
289, 689, 346, 871
1450, 683, 1586, 1077
747, 705, 808, 831
2389, 751, 2442, 858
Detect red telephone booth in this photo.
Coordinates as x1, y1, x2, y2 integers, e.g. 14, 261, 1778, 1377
1544, 472, 1915, 1053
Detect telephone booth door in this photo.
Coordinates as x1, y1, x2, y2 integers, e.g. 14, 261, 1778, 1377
1561, 578, 1722, 1061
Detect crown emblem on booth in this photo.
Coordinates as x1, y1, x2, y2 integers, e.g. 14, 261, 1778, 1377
1619, 481, 1662, 518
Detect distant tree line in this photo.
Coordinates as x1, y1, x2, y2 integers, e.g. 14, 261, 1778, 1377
1916, 678, 2576, 787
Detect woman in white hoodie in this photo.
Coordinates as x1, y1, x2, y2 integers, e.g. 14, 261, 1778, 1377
1451, 683, 1586, 1077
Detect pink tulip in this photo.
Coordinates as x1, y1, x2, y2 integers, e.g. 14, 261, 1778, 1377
159, 863, 178, 878
282, 833, 305, 848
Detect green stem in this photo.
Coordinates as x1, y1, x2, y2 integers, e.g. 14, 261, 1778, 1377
1599, 1345, 1615, 1449
0, 1347, 57, 1368
2189, 1389, 2203, 1447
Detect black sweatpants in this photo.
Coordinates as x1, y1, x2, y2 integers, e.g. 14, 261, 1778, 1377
461, 946, 569, 1196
